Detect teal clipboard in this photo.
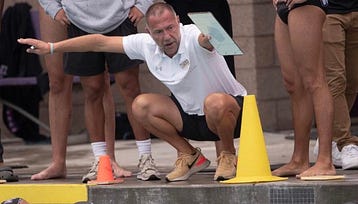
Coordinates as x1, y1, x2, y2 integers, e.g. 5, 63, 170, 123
188, 12, 243, 56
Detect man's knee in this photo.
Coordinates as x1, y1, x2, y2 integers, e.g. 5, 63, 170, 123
204, 94, 227, 116
116, 71, 140, 97
282, 77, 299, 95
84, 83, 105, 102
132, 94, 151, 118
49, 77, 72, 95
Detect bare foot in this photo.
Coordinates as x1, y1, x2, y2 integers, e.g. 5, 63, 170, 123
296, 163, 336, 178
31, 163, 66, 180
111, 161, 132, 178
272, 162, 310, 177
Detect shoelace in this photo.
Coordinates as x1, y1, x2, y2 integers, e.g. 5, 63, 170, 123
88, 161, 99, 173
174, 154, 193, 168
216, 153, 236, 167
140, 155, 157, 171
138, 155, 150, 168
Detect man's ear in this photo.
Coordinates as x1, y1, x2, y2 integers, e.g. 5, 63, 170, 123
176, 15, 180, 24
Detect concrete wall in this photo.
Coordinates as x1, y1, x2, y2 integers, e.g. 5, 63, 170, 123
0, 0, 293, 139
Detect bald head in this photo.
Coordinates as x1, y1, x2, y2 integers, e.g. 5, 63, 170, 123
144, 2, 181, 58
145, 2, 177, 27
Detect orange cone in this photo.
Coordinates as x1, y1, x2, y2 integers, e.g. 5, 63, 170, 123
88, 155, 124, 185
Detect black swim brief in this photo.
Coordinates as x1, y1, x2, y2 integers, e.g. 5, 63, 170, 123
276, 0, 328, 24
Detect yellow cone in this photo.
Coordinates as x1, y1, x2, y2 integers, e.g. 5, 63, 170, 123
221, 95, 287, 184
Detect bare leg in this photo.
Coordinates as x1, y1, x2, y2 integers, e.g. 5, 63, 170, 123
115, 62, 159, 181
132, 93, 195, 154
204, 93, 239, 180
114, 67, 150, 142
80, 74, 106, 143
31, 6, 71, 180
204, 93, 239, 155
272, 6, 336, 177
214, 142, 223, 158
289, 7, 335, 177
271, 15, 311, 176
102, 73, 131, 177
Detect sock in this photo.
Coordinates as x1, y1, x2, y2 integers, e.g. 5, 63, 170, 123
136, 139, 151, 157
91, 141, 107, 159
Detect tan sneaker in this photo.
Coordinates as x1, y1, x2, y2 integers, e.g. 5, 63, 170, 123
214, 151, 237, 181
165, 148, 210, 182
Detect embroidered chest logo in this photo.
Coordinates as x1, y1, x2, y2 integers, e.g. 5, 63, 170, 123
179, 59, 189, 69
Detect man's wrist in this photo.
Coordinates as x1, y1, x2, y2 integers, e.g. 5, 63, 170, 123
48, 42, 54, 54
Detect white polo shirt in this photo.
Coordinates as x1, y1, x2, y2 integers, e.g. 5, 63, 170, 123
123, 24, 247, 115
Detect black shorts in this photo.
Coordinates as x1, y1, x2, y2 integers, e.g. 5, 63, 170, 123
64, 19, 143, 76
276, 0, 328, 24
171, 94, 244, 141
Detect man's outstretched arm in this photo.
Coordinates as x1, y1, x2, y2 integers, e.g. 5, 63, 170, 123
17, 34, 125, 55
